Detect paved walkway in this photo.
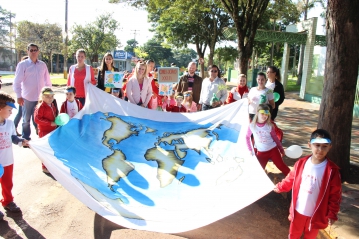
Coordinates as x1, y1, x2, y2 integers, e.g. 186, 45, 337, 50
2, 79, 358, 238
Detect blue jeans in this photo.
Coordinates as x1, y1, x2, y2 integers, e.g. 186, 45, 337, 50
22, 99, 38, 140
14, 105, 36, 129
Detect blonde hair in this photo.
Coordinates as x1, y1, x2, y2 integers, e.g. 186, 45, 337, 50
251, 104, 272, 127
38, 87, 54, 104
134, 61, 148, 79
182, 91, 193, 105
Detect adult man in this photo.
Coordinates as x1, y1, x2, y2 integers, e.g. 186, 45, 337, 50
175, 62, 202, 110
199, 65, 228, 111
13, 43, 52, 140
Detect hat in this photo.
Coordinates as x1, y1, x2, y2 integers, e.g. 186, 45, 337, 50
5, 102, 17, 109
171, 63, 176, 67
310, 138, 331, 144
175, 92, 184, 99
42, 88, 54, 95
112, 88, 120, 93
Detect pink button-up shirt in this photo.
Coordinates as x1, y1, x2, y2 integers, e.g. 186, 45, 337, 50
13, 58, 52, 101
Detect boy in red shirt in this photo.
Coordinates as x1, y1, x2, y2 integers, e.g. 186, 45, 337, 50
274, 129, 342, 239
163, 93, 187, 113
60, 86, 83, 118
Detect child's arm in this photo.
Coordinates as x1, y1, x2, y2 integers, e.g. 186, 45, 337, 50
270, 127, 284, 156
11, 135, 29, 147
274, 168, 295, 193
77, 100, 83, 111
60, 102, 66, 114
245, 127, 254, 154
326, 168, 342, 224
191, 102, 197, 112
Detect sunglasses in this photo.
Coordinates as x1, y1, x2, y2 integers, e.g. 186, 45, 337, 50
184, 94, 190, 97
29, 49, 38, 53
210, 70, 218, 73
258, 110, 270, 115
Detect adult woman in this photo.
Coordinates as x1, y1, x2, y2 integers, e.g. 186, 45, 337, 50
67, 49, 96, 106
126, 61, 152, 107
198, 65, 227, 111
97, 53, 121, 95
266, 66, 285, 120
248, 72, 275, 121
226, 74, 249, 104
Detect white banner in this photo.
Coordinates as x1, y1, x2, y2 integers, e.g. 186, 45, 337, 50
30, 85, 274, 233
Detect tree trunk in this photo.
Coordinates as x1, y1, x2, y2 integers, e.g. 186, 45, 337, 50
195, 40, 207, 79
317, 0, 359, 181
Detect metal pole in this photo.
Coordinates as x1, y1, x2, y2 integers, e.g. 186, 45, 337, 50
64, 0, 68, 79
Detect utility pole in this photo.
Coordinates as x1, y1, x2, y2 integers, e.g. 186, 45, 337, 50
64, 0, 68, 79
130, 30, 140, 47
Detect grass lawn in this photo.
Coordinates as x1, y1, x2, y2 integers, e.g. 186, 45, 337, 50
286, 76, 301, 92
1, 73, 67, 85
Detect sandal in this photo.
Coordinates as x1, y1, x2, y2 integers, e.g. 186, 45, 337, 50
4, 202, 21, 213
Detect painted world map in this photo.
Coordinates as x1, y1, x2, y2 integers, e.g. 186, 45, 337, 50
49, 112, 245, 212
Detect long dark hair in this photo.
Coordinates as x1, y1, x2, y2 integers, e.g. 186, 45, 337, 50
268, 66, 281, 82
100, 52, 115, 79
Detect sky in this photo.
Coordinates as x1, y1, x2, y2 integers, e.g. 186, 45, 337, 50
1, 0, 154, 48
2, 1, 325, 52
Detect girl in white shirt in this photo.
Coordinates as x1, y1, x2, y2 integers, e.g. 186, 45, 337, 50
248, 72, 275, 121
245, 104, 290, 176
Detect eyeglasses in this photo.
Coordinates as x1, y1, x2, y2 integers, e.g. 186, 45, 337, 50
29, 49, 38, 53
210, 70, 218, 73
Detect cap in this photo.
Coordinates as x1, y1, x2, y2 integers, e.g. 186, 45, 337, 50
42, 88, 55, 95
65, 88, 74, 93
6, 102, 17, 109
310, 138, 331, 144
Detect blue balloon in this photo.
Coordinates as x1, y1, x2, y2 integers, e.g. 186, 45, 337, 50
0, 164, 4, 178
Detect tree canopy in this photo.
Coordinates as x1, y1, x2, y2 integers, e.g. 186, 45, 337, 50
69, 13, 121, 63
15, 20, 63, 72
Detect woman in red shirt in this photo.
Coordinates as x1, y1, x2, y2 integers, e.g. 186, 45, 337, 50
67, 49, 96, 106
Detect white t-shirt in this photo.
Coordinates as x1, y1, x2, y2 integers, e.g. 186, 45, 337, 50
265, 81, 275, 90
0, 119, 17, 167
67, 100, 79, 118
248, 87, 274, 114
250, 123, 276, 152
295, 157, 327, 216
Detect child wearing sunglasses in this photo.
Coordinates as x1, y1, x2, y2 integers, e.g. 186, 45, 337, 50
245, 104, 290, 176
182, 91, 197, 112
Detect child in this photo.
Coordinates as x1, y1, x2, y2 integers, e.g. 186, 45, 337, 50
274, 129, 342, 239
246, 104, 290, 176
0, 91, 29, 219
110, 88, 121, 98
60, 86, 83, 118
182, 91, 197, 112
34, 87, 58, 174
163, 93, 187, 113
162, 90, 176, 111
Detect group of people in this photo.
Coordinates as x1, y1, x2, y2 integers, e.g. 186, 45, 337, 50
0, 43, 342, 239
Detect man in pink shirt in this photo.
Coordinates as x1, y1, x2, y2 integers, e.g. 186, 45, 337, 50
13, 43, 52, 140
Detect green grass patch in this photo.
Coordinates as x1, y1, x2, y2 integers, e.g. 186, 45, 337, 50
1, 73, 67, 85
286, 76, 301, 92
